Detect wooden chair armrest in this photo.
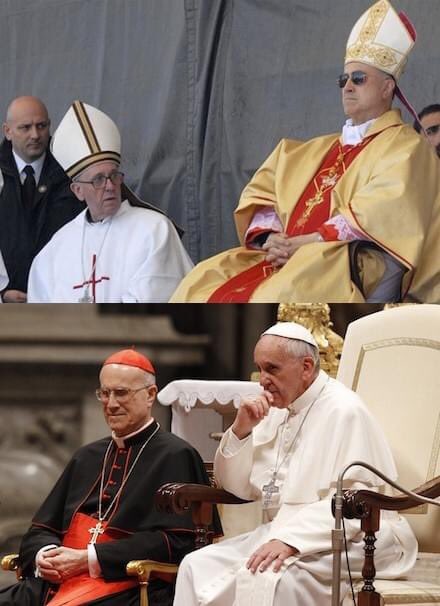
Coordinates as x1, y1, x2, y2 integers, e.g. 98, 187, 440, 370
155, 482, 251, 549
334, 475, 440, 606
340, 474, 440, 519
155, 482, 248, 515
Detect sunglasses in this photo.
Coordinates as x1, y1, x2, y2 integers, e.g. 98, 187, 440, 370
338, 70, 368, 89
425, 124, 440, 136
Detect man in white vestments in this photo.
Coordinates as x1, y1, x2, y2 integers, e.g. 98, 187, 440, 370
27, 101, 193, 303
173, 322, 417, 606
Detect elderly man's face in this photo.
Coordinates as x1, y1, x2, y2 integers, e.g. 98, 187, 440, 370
341, 62, 395, 125
71, 160, 123, 222
420, 111, 440, 158
253, 335, 315, 408
98, 364, 157, 437
3, 97, 50, 163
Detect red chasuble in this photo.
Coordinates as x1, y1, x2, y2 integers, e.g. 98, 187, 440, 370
208, 136, 375, 302
45, 513, 137, 606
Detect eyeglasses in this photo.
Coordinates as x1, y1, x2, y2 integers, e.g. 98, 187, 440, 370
95, 385, 150, 403
75, 171, 124, 190
337, 70, 368, 89
425, 124, 440, 136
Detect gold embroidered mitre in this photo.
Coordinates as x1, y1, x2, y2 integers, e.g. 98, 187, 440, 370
345, 0, 416, 80
51, 101, 121, 178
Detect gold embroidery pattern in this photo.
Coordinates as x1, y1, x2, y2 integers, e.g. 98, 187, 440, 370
294, 136, 373, 231
346, 0, 399, 70
294, 147, 346, 230
221, 264, 277, 300
263, 264, 277, 278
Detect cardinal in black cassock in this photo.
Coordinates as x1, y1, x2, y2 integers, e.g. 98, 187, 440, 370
0, 349, 221, 606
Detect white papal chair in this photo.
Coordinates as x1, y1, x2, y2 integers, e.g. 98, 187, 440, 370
337, 304, 440, 605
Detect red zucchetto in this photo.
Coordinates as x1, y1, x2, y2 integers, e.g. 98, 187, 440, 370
102, 349, 155, 374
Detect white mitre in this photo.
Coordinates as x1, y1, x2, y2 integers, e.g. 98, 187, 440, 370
51, 101, 121, 178
345, 0, 416, 80
262, 322, 318, 348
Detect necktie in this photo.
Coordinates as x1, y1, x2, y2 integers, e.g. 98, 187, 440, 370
22, 164, 36, 207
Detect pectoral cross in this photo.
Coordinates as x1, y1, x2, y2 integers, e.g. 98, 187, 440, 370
262, 475, 280, 509
321, 174, 338, 188
88, 521, 105, 544
296, 191, 324, 227
73, 254, 110, 303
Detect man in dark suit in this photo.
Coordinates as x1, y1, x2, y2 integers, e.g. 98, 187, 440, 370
0, 96, 84, 302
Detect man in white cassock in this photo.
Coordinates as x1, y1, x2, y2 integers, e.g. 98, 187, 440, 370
27, 101, 193, 303
173, 321, 417, 606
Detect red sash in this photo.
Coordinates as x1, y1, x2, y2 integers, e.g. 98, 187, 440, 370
208, 136, 375, 302
45, 512, 137, 606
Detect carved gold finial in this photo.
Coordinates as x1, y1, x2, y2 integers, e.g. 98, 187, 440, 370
277, 304, 343, 377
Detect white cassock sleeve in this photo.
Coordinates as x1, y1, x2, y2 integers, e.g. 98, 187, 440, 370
215, 429, 259, 500
0, 249, 8, 297
121, 217, 193, 303
27, 252, 54, 302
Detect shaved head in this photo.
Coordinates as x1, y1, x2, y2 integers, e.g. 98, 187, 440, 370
6, 96, 48, 124
3, 96, 50, 162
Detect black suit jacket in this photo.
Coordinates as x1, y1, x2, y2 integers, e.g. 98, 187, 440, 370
0, 138, 85, 292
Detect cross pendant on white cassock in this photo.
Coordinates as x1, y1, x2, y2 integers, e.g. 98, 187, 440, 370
262, 476, 280, 509
88, 521, 105, 544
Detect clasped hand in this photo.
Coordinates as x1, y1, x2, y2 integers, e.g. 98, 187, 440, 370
37, 546, 88, 583
262, 232, 320, 268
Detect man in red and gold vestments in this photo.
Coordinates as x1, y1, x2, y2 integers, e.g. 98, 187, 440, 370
0, 349, 219, 606
171, 0, 440, 303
